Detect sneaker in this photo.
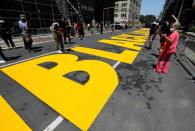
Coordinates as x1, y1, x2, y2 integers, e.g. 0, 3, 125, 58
56, 50, 62, 53
0, 60, 6, 64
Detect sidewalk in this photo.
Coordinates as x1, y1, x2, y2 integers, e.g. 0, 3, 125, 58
0, 34, 54, 49
0, 29, 123, 49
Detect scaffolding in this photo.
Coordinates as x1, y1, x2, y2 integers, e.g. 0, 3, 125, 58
0, 0, 95, 28
0, 0, 63, 28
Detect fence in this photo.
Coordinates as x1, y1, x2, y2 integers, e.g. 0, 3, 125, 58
176, 33, 195, 78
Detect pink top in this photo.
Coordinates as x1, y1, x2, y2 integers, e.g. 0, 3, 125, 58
163, 31, 180, 54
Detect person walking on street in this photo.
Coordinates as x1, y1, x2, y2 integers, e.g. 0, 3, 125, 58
18, 15, 33, 51
147, 22, 158, 49
0, 18, 16, 49
50, 21, 64, 53
154, 15, 180, 74
100, 22, 103, 34
76, 22, 84, 40
96, 22, 100, 33
87, 23, 91, 33
65, 23, 72, 44
111, 23, 115, 33
104, 24, 108, 31
59, 18, 71, 44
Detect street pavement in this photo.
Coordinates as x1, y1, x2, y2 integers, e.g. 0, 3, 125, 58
0, 29, 195, 131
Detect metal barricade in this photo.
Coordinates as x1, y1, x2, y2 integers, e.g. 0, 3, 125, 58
176, 33, 195, 82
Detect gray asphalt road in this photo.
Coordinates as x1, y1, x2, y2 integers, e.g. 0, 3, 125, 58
0, 29, 195, 131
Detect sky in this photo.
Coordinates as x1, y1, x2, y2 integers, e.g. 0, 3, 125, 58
140, 0, 165, 17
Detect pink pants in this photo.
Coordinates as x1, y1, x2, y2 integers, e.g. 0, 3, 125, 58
155, 53, 172, 74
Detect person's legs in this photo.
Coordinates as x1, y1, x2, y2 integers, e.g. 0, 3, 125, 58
155, 60, 164, 73
59, 37, 64, 51
67, 33, 71, 43
7, 34, 16, 48
2, 35, 11, 48
56, 39, 60, 51
63, 32, 67, 44
53, 33, 59, 51
162, 54, 172, 74
152, 33, 157, 41
81, 30, 84, 39
155, 54, 165, 73
22, 32, 28, 49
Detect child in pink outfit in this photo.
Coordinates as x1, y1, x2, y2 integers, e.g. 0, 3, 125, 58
155, 31, 179, 74
155, 15, 180, 74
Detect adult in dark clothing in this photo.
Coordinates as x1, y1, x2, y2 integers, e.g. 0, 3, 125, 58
100, 22, 103, 34
64, 24, 72, 44
0, 19, 16, 49
147, 22, 158, 49
76, 22, 84, 40
59, 19, 72, 44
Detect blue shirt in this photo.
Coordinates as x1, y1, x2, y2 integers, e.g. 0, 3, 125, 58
18, 20, 27, 31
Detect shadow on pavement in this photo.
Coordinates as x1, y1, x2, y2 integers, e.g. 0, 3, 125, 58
150, 53, 159, 58
6, 55, 21, 61
117, 59, 163, 110
31, 46, 43, 50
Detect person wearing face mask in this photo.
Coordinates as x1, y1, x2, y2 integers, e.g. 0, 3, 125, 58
154, 15, 180, 74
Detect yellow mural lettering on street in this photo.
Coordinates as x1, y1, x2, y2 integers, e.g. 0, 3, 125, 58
73, 28, 149, 64
1, 54, 119, 131
0, 28, 149, 131
0, 96, 32, 131
72, 46, 139, 64
98, 39, 144, 51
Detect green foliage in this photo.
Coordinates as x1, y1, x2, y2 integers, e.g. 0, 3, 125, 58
139, 15, 157, 27
139, 15, 145, 23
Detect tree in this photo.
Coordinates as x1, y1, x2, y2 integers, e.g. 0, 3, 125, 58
144, 15, 157, 27
139, 15, 145, 23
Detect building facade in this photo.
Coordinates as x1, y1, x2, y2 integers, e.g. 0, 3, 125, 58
66, 0, 95, 23
161, 0, 195, 30
0, 0, 62, 28
0, 0, 95, 28
114, 0, 142, 23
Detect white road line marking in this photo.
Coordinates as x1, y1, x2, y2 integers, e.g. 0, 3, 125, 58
113, 61, 121, 69
0, 44, 80, 68
42, 61, 121, 131
1, 40, 55, 50
0, 51, 57, 68
43, 116, 64, 131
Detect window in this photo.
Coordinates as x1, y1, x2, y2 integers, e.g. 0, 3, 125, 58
115, 9, 118, 12
114, 14, 118, 17
122, 3, 128, 7
121, 14, 126, 18
115, 4, 118, 7
121, 8, 127, 12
